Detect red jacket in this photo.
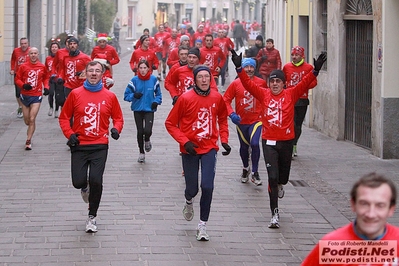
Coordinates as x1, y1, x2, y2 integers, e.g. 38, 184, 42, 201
165, 89, 229, 154
90, 45, 120, 66
10, 47, 30, 73
238, 69, 317, 141
164, 61, 186, 97
153, 32, 171, 53
129, 47, 159, 72
213, 37, 234, 57
15, 61, 49, 97
45, 55, 55, 80
223, 76, 266, 125
199, 45, 226, 77
256, 47, 282, 78
164, 37, 180, 54
283, 61, 317, 99
166, 48, 179, 68
190, 31, 206, 47
60, 52, 92, 89
51, 48, 69, 77
165, 65, 219, 98
59, 86, 124, 145
302, 223, 399, 266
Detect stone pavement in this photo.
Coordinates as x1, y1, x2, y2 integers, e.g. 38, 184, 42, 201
0, 41, 398, 266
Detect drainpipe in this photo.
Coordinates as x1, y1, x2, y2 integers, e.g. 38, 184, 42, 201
14, 0, 19, 47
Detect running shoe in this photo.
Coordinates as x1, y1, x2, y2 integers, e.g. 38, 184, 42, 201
278, 184, 285, 199
196, 224, 210, 241
144, 141, 152, 152
54, 110, 59, 118
17, 107, 23, 118
25, 139, 32, 150
157, 74, 162, 81
48, 108, 53, 116
182, 202, 194, 221
85, 215, 98, 233
162, 71, 166, 79
241, 167, 250, 183
138, 153, 145, 163
81, 184, 90, 204
251, 172, 262, 186
268, 209, 280, 229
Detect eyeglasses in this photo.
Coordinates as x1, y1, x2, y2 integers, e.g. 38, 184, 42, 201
86, 69, 102, 73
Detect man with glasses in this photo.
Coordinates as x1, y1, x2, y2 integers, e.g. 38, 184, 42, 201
231, 50, 327, 229
59, 61, 124, 233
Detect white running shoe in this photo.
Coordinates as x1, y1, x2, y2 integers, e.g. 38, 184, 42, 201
85, 216, 98, 233
138, 153, 145, 163
196, 224, 210, 241
81, 184, 90, 204
144, 141, 152, 152
278, 184, 285, 198
48, 108, 53, 116
182, 202, 194, 221
268, 209, 280, 229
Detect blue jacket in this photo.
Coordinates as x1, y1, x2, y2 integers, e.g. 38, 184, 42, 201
124, 75, 162, 112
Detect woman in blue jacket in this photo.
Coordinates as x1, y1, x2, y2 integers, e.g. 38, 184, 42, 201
124, 59, 162, 163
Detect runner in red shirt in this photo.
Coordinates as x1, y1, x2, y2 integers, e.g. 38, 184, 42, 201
90, 33, 120, 70
223, 58, 266, 186
129, 35, 159, 74
191, 24, 206, 47
45, 41, 61, 117
200, 34, 226, 87
213, 29, 234, 90
165, 65, 231, 242
134, 28, 156, 50
166, 35, 190, 68
15, 47, 49, 150
154, 24, 171, 80
231, 49, 327, 229
10, 37, 30, 118
59, 61, 123, 234
164, 28, 181, 66
283, 46, 317, 158
58, 37, 91, 98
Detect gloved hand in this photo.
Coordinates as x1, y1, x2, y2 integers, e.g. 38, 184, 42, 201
313, 52, 327, 72
221, 143, 231, 156
184, 141, 199, 156
172, 96, 179, 105
110, 128, 120, 140
152, 65, 157, 70
22, 84, 32, 90
133, 92, 143, 99
151, 102, 158, 110
50, 74, 57, 82
230, 49, 243, 69
67, 134, 80, 147
261, 55, 267, 61
75, 71, 82, 77
105, 78, 114, 87
57, 78, 64, 85
43, 88, 50, 96
229, 112, 241, 125
133, 68, 137, 73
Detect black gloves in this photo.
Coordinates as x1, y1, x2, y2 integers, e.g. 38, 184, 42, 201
172, 96, 179, 105
50, 74, 57, 82
184, 141, 199, 156
57, 78, 64, 85
22, 84, 32, 90
151, 102, 158, 110
43, 88, 50, 96
75, 71, 82, 77
133, 92, 143, 99
152, 65, 157, 70
110, 128, 120, 140
133, 68, 137, 73
313, 52, 327, 72
230, 50, 242, 69
67, 134, 79, 147
221, 143, 231, 156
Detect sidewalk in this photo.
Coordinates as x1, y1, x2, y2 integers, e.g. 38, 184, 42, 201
0, 40, 398, 265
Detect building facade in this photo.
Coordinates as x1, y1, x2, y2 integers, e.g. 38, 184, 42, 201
0, 0, 78, 87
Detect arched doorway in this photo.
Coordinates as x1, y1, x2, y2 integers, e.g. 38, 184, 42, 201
344, 0, 373, 148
